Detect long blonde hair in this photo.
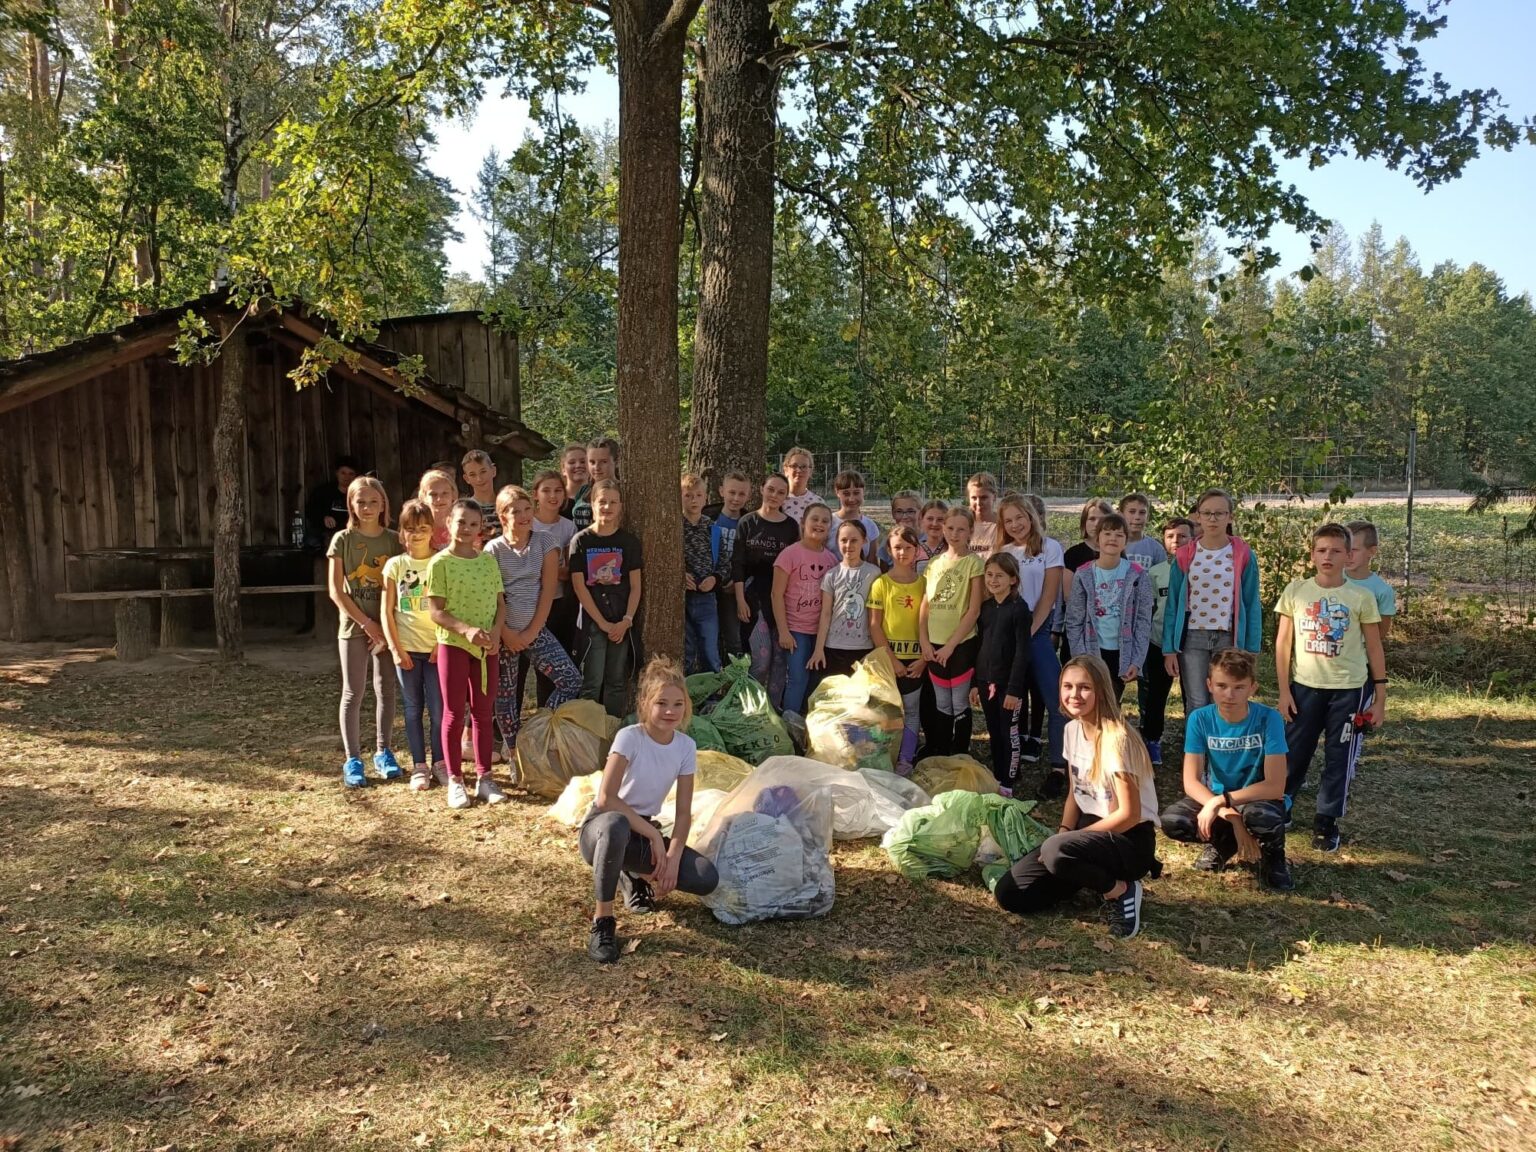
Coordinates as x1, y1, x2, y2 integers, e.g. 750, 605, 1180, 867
1062, 655, 1153, 793
994, 493, 1044, 557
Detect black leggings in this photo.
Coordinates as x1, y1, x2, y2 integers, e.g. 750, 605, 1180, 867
579, 810, 719, 904
994, 818, 1156, 915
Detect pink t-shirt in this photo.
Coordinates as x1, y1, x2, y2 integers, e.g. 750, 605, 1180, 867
774, 542, 839, 634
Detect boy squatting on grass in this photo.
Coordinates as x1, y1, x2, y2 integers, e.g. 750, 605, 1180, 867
1275, 522, 1387, 853
1159, 647, 1293, 891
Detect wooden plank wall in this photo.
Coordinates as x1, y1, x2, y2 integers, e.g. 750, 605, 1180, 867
375, 315, 520, 418
0, 335, 472, 639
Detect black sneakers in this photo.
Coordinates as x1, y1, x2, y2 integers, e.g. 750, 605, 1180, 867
1193, 843, 1233, 872
1313, 818, 1341, 853
620, 873, 657, 914
1106, 880, 1143, 939
588, 916, 619, 964
1262, 845, 1296, 891
1021, 736, 1042, 764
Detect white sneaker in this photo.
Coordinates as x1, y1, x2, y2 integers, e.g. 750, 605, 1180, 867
446, 778, 471, 810
475, 775, 507, 805
432, 761, 450, 787
409, 766, 432, 791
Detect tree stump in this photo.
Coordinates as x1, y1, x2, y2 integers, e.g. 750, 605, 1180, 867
115, 599, 154, 663
159, 563, 192, 648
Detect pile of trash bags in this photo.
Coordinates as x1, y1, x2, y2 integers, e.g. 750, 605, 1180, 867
545, 749, 755, 847
804, 650, 906, 772
882, 790, 1052, 890
694, 755, 931, 924
686, 656, 795, 764
515, 700, 620, 798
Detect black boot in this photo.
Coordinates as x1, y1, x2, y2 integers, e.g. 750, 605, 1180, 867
1262, 843, 1295, 891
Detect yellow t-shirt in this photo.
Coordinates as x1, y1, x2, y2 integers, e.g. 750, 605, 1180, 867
1275, 576, 1381, 690
382, 553, 438, 653
424, 551, 502, 655
867, 573, 925, 659
923, 552, 984, 645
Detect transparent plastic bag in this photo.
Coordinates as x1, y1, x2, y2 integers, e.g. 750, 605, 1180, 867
656, 786, 730, 845
805, 649, 905, 772
697, 767, 836, 925
912, 754, 999, 798
515, 699, 619, 799
545, 772, 602, 826
711, 755, 929, 842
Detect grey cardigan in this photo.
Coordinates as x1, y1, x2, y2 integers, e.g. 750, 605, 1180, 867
1064, 560, 1155, 678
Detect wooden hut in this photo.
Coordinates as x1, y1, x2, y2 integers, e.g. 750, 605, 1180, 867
0, 294, 551, 644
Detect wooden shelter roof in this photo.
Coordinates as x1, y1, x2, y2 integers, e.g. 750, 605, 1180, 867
0, 293, 553, 459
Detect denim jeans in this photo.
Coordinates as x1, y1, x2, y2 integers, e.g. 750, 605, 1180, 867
783, 630, 818, 716
578, 618, 634, 719
684, 590, 722, 675
1028, 625, 1067, 767
396, 651, 443, 766
1176, 627, 1231, 712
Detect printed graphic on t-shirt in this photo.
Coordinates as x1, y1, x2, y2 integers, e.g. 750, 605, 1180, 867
1298, 595, 1354, 658
394, 563, 427, 611
931, 564, 968, 606
1093, 570, 1128, 619
788, 554, 833, 613
585, 549, 624, 586
348, 554, 388, 592
1206, 733, 1264, 753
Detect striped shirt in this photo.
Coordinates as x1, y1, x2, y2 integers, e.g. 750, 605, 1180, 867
485, 533, 556, 630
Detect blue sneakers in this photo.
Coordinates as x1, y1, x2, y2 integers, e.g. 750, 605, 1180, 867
372, 749, 403, 781
342, 757, 368, 788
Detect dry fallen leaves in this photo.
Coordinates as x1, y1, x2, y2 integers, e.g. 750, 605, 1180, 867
865, 1115, 892, 1135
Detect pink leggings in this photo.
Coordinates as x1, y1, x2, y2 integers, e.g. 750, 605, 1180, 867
437, 644, 496, 779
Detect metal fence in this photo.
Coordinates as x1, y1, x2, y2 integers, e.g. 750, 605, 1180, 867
806, 441, 1413, 502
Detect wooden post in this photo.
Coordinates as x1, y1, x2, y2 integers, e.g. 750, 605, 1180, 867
115, 599, 153, 662
158, 561, 192, 647
0, 426, 39, 641
212, 316, 247, 661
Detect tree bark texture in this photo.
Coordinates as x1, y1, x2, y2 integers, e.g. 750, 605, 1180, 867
213, 321, 247, 661
115, 599, 153, 663
687, 0, 776, 490
159, 562, 192, 648
613, 0, 699, 661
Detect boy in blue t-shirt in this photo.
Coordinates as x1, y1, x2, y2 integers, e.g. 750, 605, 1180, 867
1344, 520, 1397, 640
705, 471, 752, 663
1160, 647, 1293, 890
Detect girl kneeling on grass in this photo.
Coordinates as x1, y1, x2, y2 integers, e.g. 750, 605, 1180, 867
426, 501, 506, 811
994, 655, 1160, 939
581, 656, 720, 964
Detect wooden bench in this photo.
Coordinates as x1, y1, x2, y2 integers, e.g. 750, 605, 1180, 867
55, 585, 327, 662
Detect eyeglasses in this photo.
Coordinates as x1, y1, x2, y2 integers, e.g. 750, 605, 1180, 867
784, 463, 808, 472
1197, 509, 1230, 518
892, 508, 918, 518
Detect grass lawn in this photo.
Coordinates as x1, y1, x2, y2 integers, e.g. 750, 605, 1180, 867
1, 641, 1534, 1152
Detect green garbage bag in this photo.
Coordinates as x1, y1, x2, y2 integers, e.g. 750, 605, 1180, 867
688, 655, 794, 765
882, 791, 1052, 881
687, 714, 729, 754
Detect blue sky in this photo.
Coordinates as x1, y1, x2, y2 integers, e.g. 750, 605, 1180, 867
429, 1, 1536, 298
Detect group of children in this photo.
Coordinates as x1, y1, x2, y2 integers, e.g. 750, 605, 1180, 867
322, 442, 1396, 954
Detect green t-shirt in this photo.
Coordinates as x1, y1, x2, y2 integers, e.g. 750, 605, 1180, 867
923, 551, 984, 645
326, 527, 403, 639
424, 551, 502, 655
382, 552, 438, 653
1275, 576, 1381, 690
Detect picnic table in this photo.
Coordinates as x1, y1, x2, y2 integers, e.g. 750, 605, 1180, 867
61, 545, 325, 659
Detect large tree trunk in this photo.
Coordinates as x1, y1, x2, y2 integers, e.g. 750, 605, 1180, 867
213, 318, 246, 661
687, 0, 776, 490
612, 0, 700, 661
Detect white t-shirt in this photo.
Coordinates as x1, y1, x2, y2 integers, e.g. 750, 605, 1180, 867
1063, 720, 1159, 823
969, 520, 999, 556
1187, 542, 1235, 631
1002, 538, 1066, 615
611, 724, 697, 818
531, 515, 577, 599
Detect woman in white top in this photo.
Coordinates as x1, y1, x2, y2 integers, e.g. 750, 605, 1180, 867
993, 654, 1159, 939
579, 656, 719, 963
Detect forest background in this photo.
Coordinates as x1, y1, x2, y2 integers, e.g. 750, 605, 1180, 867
6, 0, 1536, 658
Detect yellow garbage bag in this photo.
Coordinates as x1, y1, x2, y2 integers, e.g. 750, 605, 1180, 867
545, 772, 602, 826
694, 749, 754, 793
805, 648, 905, 772
912, 753, 999, 798
516, 699, 619, 798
